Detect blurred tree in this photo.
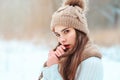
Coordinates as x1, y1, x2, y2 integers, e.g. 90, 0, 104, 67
87, 0, 120, 29
0, 0, 119, 45
52, 0, 62, 11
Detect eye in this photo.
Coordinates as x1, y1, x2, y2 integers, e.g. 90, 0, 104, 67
55, 33, 60, 37
63, 29, 70, 34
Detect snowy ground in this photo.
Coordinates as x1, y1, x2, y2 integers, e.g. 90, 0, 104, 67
0, 39, 120, 80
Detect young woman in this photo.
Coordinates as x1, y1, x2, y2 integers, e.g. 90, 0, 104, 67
39, 0, 103, 80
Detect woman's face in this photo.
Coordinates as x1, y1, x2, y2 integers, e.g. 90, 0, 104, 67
54, 25, 76, 51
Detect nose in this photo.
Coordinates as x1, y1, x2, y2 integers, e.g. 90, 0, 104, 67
59, 36, 66, 44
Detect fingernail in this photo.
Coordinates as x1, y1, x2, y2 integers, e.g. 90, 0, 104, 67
62, 46, 66, 49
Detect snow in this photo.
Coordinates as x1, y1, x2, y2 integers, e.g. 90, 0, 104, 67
0, 39, 120, 80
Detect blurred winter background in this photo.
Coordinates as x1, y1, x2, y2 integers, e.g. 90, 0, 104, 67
0, 0, 120, 80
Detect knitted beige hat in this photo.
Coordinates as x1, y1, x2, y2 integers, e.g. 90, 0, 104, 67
50, 0, 89, 35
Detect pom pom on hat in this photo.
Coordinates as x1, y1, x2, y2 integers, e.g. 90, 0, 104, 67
63, 0, 88, 12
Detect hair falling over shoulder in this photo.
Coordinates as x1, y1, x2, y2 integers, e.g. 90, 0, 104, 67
59, 29, 88, 80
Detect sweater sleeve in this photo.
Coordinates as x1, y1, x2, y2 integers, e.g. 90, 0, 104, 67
41, 64, 63, 80
75, 57, 103, 80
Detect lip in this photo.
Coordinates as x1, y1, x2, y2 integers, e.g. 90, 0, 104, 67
64, 44, 70, 49
64, 44, 70, 52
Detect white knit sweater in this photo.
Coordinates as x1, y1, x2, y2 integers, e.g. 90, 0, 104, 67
41, 57, 103, 80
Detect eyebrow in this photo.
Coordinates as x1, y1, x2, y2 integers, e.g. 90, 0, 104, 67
54, 27, 69, 34
61, 27, 69, 32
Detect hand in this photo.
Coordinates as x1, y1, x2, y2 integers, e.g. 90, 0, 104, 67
46, 45, 66, 67
55, 45, 66, 57
46, 50, 59, 67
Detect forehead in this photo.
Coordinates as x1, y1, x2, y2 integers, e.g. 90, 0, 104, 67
54, 25, 68, 32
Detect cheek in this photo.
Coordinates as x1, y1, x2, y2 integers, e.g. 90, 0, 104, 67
67, 32, 76, 43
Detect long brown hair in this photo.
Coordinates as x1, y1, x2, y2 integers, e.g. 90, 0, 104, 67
57, 29, 88, 80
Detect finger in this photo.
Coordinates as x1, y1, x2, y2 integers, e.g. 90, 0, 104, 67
54, 52, 59, 59
55, 50, 62, 57
57, 46, 65, 55
60, 45, 66, 50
